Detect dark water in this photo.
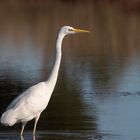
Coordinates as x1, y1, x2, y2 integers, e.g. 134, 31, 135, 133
1, 1, 140, 140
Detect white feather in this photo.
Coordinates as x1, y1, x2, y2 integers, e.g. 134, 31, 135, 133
1, 82, 52, 125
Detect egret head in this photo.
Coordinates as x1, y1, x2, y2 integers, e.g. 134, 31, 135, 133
60, 26, 90, 36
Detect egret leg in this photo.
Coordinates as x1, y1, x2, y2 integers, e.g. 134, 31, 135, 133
20, 122, 26, 136
20, 135, 24, 140
33, 113, 41, 136
33, 135, 36, 140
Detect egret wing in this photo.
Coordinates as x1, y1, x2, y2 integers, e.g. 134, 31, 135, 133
6, 82, 46, 111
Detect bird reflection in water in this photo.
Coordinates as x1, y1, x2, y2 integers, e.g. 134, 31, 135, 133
20, 135, 36, 140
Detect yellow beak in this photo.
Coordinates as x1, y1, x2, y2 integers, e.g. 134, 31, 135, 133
73, 28, 90, 33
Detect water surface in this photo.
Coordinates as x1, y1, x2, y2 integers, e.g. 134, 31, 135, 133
0, 1, 140, 140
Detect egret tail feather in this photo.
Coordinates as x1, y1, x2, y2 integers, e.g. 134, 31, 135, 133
0, 109, 17, 126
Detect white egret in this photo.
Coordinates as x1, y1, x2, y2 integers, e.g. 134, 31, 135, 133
0, 26, 89, 136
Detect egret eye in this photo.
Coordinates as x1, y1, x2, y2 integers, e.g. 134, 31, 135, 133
68, 28, 73, 31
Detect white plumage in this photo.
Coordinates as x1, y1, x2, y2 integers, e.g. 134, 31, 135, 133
1, 82, 50, 126
0, 26, 89, 136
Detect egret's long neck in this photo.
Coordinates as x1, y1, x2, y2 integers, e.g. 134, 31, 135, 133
47, 33, 65, 87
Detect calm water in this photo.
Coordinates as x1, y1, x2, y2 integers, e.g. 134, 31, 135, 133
1, 1, 140, 140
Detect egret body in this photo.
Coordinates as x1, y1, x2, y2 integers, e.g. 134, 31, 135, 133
0, 26, 89, 136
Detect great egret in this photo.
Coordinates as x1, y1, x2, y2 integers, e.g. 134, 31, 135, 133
0, 26, 89, 136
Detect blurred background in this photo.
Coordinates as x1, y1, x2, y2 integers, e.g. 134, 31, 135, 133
0, 0, 140, 140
